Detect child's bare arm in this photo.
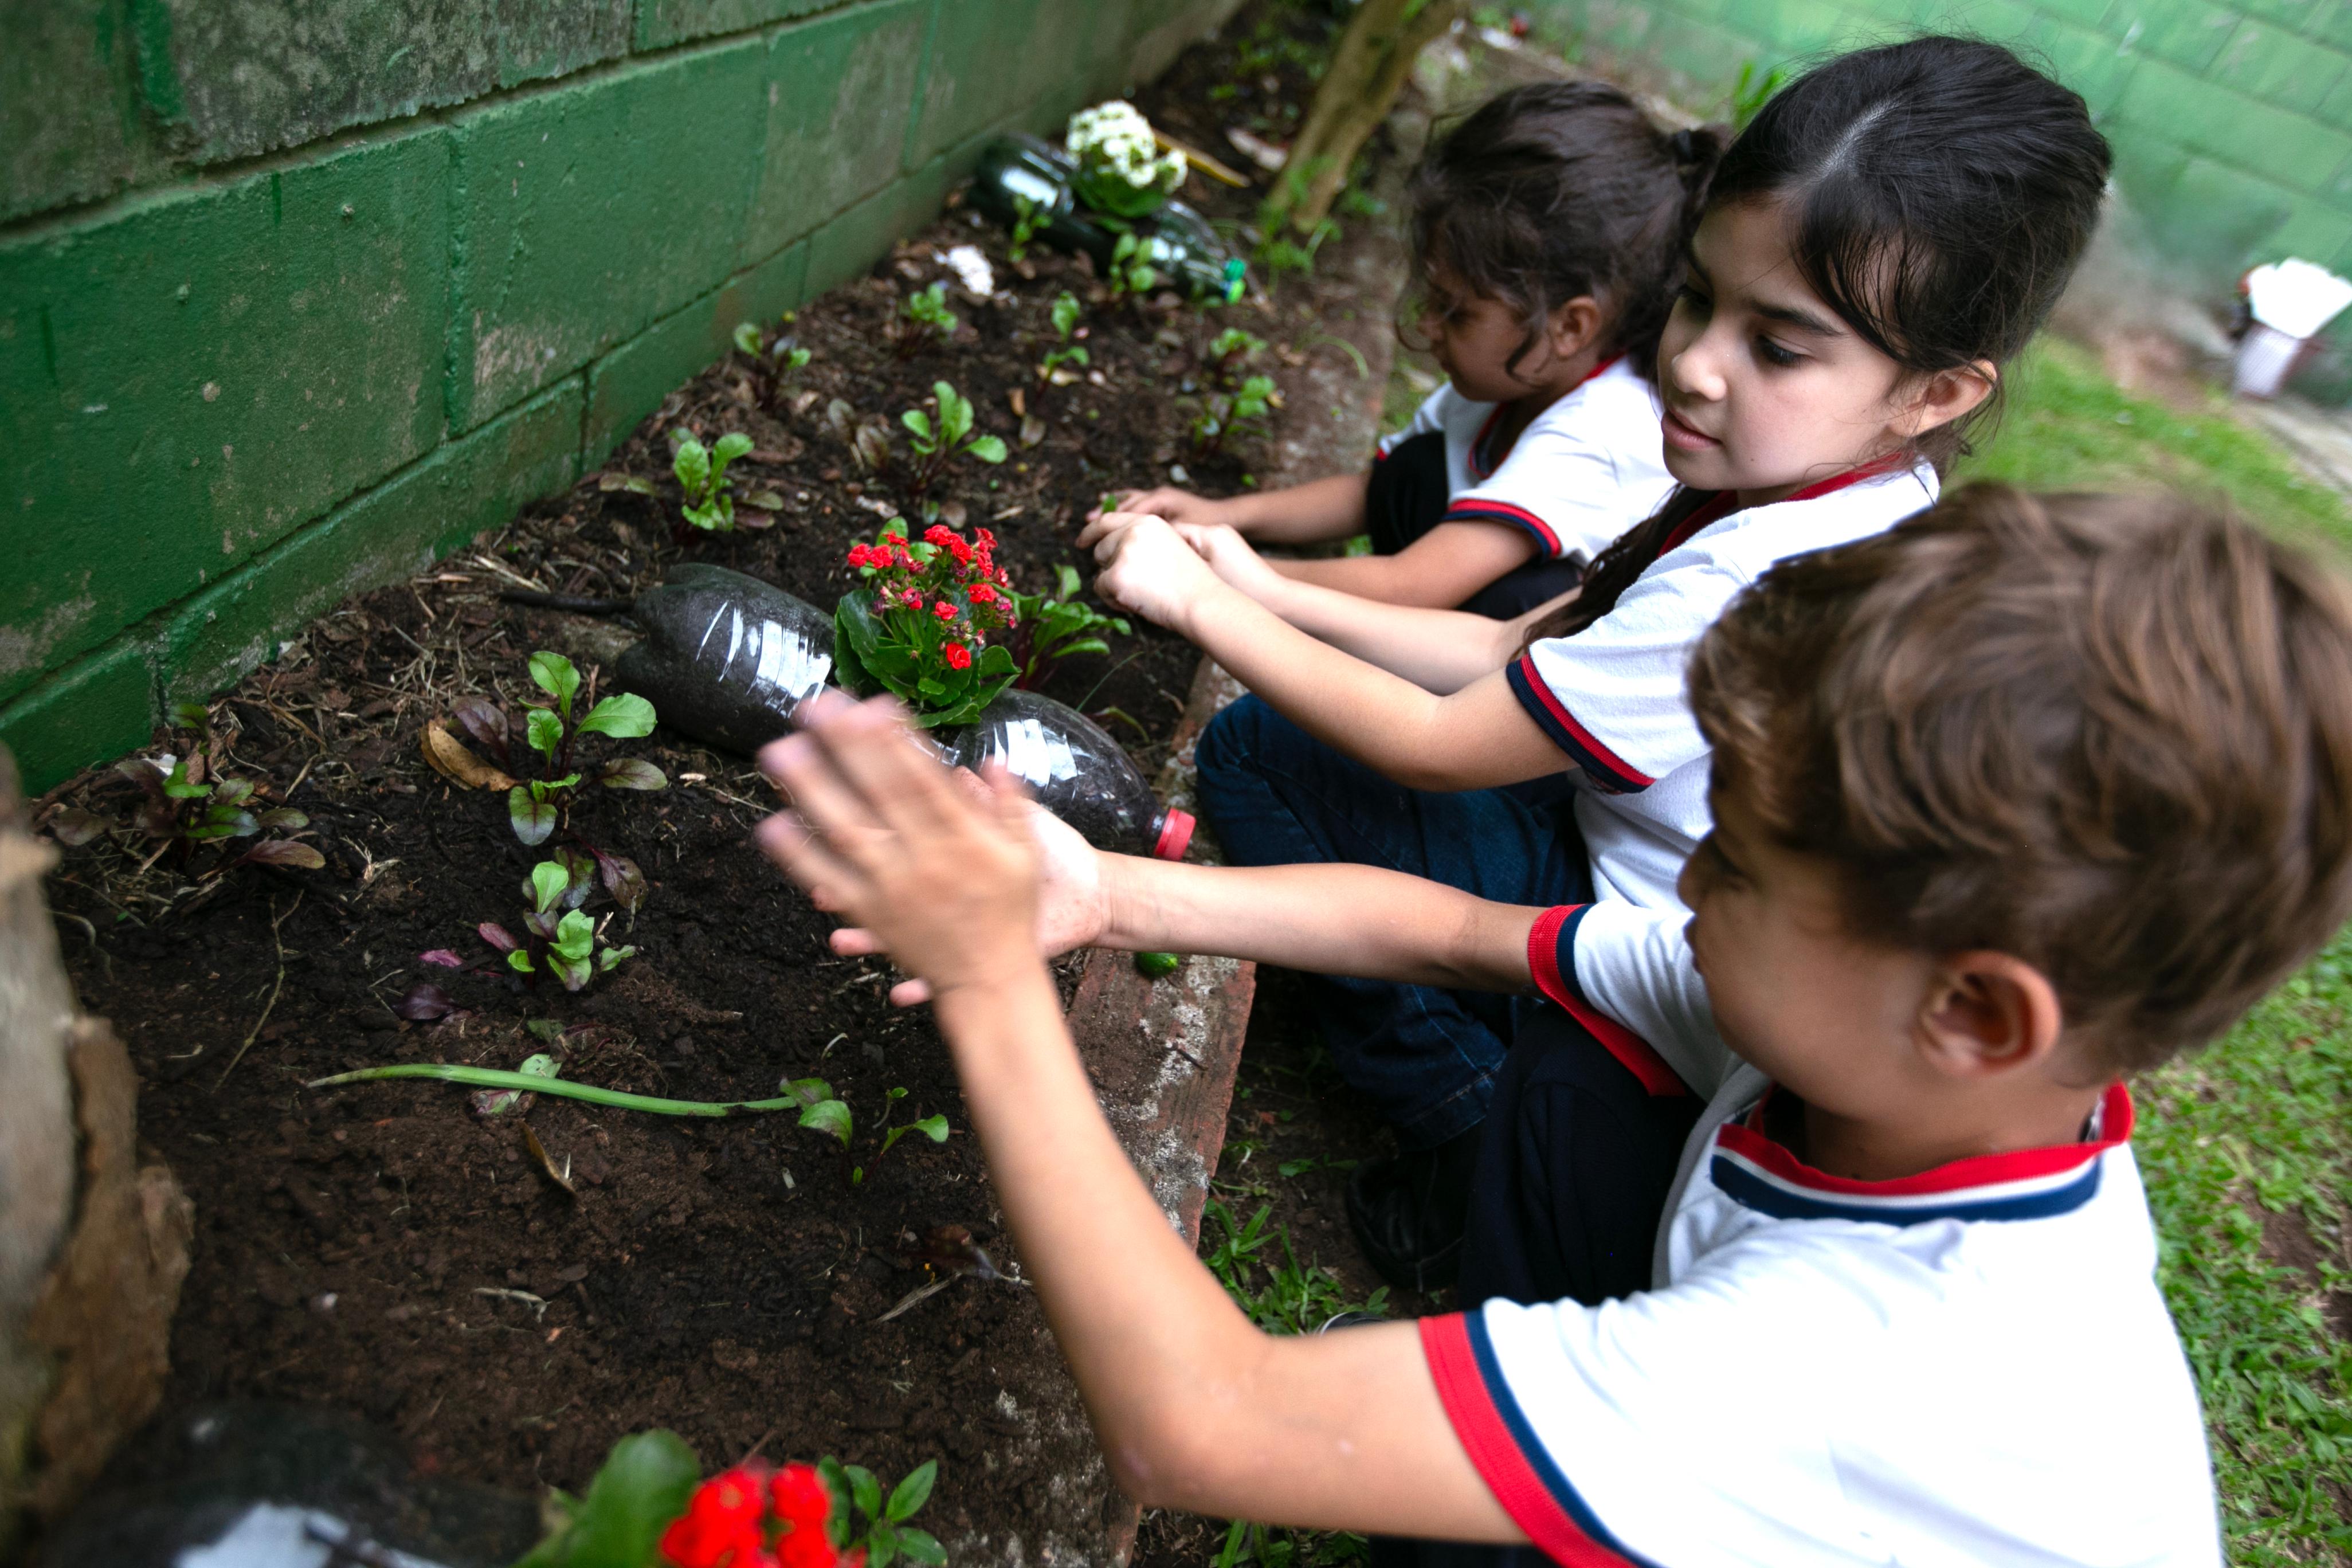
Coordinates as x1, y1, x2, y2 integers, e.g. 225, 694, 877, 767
1080, 513, 1566, 791
1117, 475, 1367, 544
1268, 522, 1541, 607
755, 697, 1523, 1544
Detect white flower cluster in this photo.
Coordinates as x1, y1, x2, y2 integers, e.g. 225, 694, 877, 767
1066, 100, 1185, 195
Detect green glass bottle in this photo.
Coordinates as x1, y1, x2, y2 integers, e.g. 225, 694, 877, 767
972, 135, 1247, 307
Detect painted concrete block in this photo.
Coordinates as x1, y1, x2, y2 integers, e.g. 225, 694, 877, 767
910, 0, 1044, 163
134, 0, 631, 165
634, 0, 838, 51
446, 36, 768, 430
2127, 0, 2247, 74
0, 0, 145, 223
741, 0, 932, 265
165, 378, 583, 704
0, 126, 449, 706
802, 148, 953, 299
0, 636, 156, 797
581, 237, 807, 464
2210, 18, 2347, 115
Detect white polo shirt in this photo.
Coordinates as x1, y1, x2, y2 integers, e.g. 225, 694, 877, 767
1506, 458, 1939, 910
1374, 358, 1677, 563
1433, 903, 2221, 1564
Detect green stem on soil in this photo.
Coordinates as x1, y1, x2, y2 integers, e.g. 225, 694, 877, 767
303, 1064, 802, 1117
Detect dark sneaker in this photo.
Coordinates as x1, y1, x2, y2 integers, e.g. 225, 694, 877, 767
1343, 1126, 1483, 1292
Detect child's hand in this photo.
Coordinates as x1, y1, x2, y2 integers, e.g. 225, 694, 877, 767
810, 778, 1110, 1008
756, 693, 1045, 1004
1170, 521, 1291, 607
1113, 487, 1232, 530
1080, 511, 1229, 632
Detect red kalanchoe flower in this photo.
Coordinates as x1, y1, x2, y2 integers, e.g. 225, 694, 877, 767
661, 1467, 769, 1568
777, 1531, 836, 1568
769, 1464, 833, 1532
933, 599, 958, 621
968, 582, 996, 604
944, 643, 973, 670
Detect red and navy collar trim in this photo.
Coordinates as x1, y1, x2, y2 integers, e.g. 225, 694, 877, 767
1654, 451, 1916, 562
1423, 1314, 1660, 1567
1468, 355, 1623, 481
1710, 1083, 2133, 1226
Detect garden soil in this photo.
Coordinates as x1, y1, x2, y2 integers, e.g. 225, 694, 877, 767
37, 5, 1426, 1561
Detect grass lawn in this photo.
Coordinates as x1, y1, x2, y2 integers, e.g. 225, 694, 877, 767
1960, 339, 2352, 1560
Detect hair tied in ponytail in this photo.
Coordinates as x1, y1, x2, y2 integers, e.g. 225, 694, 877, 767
1670, 127, 1696, 163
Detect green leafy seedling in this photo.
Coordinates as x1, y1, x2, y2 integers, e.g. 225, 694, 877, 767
1207, 327, 1266, 382
901, 381, 1010, 497
511, 1430, 700, 1568
1006, 563, 1129, 689
819, 1458, 944, 1568
86, 720, 323, 873
898, 281, 959, 356
875, 1086, 951, 1162
1191, 374, 1277, 456
672, 430, 758, 534
499, 650, 667, 848
1106, 232, 1158, 300
1038, 292, 1091, 383
1009, 194, 1048, 263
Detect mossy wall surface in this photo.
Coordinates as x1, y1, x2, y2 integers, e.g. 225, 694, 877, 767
1524, 0, 2352, 398
0, 0, 1237, 792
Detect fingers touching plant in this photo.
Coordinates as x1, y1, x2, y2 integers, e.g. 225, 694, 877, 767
1005, 565, 1129, 689
673, 430, 761, 533
897, 281, 958, 357
900, 382, 1008, 499
833, 524, 1019, 727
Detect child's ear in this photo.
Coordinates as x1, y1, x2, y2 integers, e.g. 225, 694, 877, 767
1915, 950, 2062, 1078
1890, 359, 1997, 440
1547, 296, 1605, 361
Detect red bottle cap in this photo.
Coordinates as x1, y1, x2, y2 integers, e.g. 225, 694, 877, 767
1153, 809, 1195, 862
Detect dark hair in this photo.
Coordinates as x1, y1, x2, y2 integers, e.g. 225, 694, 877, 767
1406, 81, 1724, 384
1687, 485, 2352, 1077
1524, 37, 2112, 649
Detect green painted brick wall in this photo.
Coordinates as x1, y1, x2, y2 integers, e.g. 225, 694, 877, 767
0, 0, 1237, 793
1524, 0, 2352, 393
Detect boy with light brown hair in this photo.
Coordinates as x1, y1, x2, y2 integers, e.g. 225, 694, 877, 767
756, 484, 2352, 1563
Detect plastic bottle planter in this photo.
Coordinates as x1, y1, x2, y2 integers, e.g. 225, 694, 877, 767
615, 563, 834, 755
971, 135, 1246, 307
612, 565, 1192, 861
944, 688, 1193, 861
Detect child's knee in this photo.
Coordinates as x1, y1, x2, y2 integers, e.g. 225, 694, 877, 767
1195, 694, 1276, 785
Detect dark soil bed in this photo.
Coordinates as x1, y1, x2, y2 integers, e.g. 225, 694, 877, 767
39, 5, 1404, 1558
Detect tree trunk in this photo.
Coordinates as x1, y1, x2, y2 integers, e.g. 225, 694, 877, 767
0, 747, 192, 1551
1263, 0, 1461, 237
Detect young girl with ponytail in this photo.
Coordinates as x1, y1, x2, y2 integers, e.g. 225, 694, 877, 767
1116, 81, 1720, 618
1080, 37, 2114, 1289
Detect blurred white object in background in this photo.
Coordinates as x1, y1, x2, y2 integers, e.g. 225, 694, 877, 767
2234, 259, 2352, 398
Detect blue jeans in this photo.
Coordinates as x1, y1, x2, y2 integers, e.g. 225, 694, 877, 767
1195, 695, 1591, 1149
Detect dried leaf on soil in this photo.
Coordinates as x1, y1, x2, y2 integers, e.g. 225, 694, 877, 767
421, 720, 519, 791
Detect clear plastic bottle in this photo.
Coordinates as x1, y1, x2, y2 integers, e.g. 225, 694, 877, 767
614, 563, 834, 754
943, 688, 1193, 861
971, 134, 1247, 306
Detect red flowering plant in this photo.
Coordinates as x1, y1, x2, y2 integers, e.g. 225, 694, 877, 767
833, 523, 1020, 728
511, 1430, 944, 1568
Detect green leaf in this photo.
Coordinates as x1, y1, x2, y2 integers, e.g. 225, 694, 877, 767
733, 322, 762, 354
897, 1528, 947, 1566
526, 707, 565, 760
508, 949, 535, 975
910, 1115, 949, 1144
162, 762, 209, 800
782, 1076, 835, 1107
519, 1053, 561, 1082
1050, 292, 1081, 338
901, 409, 933, 441
212, 777, 254, 805
170, 700, 213, 731
1050, 637, 1110, 661
254, 807, 308, 830
509, 1429, 700, 1568
818, 1459, 854, 1549
596, 944, 634, 971
529, 651, 581, 716
712, 431, 754, 472
975, 644, 1017, 678
799, 1097, 852, 1146
1053, 563, 1082, 598
966, 435, 1007, 464
509, 787, 556, 847
530, 861, 570, 914
848, 1466, 883, 1524
672, 436, 711, 502
867, 1526, 899, 1568
935, 383, 971, 445
552, 910, 597, 963
575, 692, 656, 740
